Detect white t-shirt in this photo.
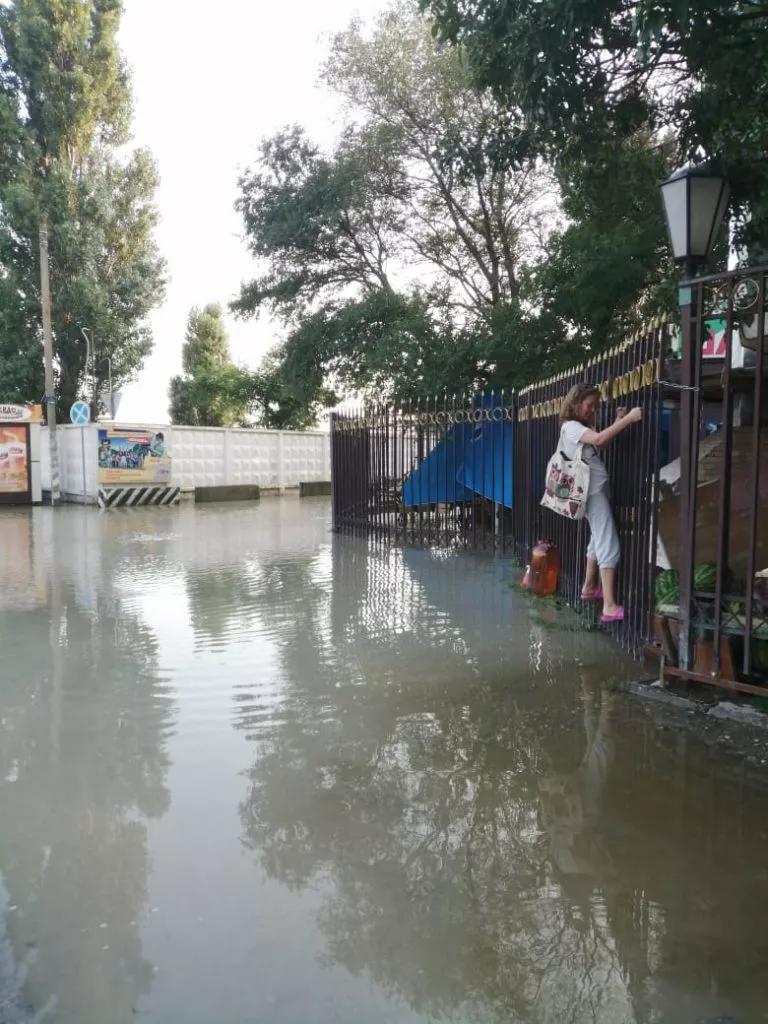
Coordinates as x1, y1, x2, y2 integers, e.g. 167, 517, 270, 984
558, 420, 609, 493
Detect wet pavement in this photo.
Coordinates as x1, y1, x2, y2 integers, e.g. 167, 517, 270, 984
1, 497, 767, 1024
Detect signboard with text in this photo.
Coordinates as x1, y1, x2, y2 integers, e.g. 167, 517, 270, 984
97, 427, 171, 487
0, 403, 32, 422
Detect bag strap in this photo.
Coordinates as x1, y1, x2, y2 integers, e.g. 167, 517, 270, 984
558, 442, 585, 464
558, 423, 587, 462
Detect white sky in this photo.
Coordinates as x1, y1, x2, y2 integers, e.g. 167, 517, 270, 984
117, 0, 388, 423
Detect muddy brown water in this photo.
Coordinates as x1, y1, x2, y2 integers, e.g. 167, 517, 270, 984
0, 498, 767, 1023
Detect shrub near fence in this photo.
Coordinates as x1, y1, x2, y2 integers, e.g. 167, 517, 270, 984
331, 323, 665, 655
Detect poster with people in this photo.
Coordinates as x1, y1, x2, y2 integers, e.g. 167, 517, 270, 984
97, 428, 172, 486
0, 425, 30, 496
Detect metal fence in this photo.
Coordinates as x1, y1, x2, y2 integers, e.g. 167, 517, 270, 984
664, 264, 768, 694
331, 326, 666, 657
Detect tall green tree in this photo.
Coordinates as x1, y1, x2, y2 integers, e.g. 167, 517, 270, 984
0, 0, 165, 414
234, 2, 564, 418
169, 304, 245, 427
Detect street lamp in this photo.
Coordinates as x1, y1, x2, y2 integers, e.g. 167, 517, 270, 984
660, 162, 730, 279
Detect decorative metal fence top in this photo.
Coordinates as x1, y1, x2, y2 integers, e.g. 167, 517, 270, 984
518, 358, 661, 421
334, 399, 517, 429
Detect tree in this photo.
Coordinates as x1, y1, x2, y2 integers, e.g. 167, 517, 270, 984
169, 305, 246, 427
422, 0, 768, 256
525, 132, 678, 347
320, 3, 551, 311
0, 0, 166, 414
233, 124, 403, 321
233, 2, 562, 418
235, 7, 553, 322
180, 302, 231, 378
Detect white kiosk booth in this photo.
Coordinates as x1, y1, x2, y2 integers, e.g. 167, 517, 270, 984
0, 403, 43, 505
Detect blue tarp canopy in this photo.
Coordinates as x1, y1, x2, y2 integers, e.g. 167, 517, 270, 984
401, 418, 513, 510
401, 425, 475, 508
456, 420, 513, 509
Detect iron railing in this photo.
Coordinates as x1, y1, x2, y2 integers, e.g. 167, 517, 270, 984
331, 326, 666, 658
332, 274, 768, 693
664, 265, 768, 694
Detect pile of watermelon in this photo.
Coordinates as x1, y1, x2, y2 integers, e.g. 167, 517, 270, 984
654, 562, 719, 610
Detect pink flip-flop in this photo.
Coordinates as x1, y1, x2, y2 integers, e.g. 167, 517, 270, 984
600, 607, 624, 623
580, 588, 603, 601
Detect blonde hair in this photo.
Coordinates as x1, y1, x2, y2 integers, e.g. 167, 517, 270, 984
559, 383, 599, 426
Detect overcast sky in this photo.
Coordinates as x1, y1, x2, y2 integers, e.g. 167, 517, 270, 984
117, 0, 388, 423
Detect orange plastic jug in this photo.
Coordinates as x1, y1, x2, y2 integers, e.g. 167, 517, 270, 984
529, 540, 559, 596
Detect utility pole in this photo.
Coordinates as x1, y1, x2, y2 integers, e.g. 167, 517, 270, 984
39, 219, 60, 505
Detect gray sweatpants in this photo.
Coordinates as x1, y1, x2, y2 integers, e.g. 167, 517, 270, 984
586, 486, 620, 569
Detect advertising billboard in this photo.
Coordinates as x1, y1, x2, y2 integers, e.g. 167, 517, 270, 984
97, 428, 171, 486
0, 425, 31, 500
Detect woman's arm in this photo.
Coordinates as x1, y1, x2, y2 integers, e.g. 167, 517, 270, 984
579, 407, 642, 448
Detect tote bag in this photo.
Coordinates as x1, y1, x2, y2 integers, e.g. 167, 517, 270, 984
540, 443, 591, 521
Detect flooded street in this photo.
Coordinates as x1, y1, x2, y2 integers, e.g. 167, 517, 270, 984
1, 498, 768, 1023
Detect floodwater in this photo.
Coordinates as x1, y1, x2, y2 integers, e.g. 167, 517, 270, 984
1, 500, 767, 1024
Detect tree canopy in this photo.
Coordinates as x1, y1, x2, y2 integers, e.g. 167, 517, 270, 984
233, 2, 578, 419
169, 304, 243, 427
234, 1, 688, 423
169, 303, 337, 430
422, 0, 768, 254
0, 0, 165, 415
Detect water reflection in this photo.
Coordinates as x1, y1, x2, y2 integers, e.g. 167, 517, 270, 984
237, 536, 768, 1024
0, 509, 174, 1023
2, 500, 768, 1023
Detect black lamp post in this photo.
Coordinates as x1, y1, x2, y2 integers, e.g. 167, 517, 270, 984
660, 162, 730, 280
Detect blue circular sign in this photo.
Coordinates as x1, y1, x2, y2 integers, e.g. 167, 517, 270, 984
70, 400, 90, 425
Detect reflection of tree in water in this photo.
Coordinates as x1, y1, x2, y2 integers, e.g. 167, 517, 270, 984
0, 566, 172, 1022
185, 559, 267, 646
225, 537, 768, 1024
222, 543, 608, 1020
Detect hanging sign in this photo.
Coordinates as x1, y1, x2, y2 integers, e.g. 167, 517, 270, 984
0, 403, 32, 422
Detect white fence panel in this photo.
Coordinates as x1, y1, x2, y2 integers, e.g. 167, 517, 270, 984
41, 423, 331, 501
228, 430, 281, 488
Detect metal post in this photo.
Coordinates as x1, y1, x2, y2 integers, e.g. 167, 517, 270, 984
678, 272, 696, 670
91, 333, 97, 412
80, 424, 87, 500
39, 220, 59, 505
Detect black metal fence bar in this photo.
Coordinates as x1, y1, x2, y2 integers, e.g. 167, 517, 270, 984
744, 274, 766, 675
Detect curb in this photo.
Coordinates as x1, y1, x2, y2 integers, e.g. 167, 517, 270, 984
617, 678, 768, 731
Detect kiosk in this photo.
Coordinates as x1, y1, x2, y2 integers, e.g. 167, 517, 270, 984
0, 403, 43, 505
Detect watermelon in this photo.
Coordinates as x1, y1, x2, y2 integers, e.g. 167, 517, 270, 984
655, 569, 680, 609
693, 561, 718, 594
